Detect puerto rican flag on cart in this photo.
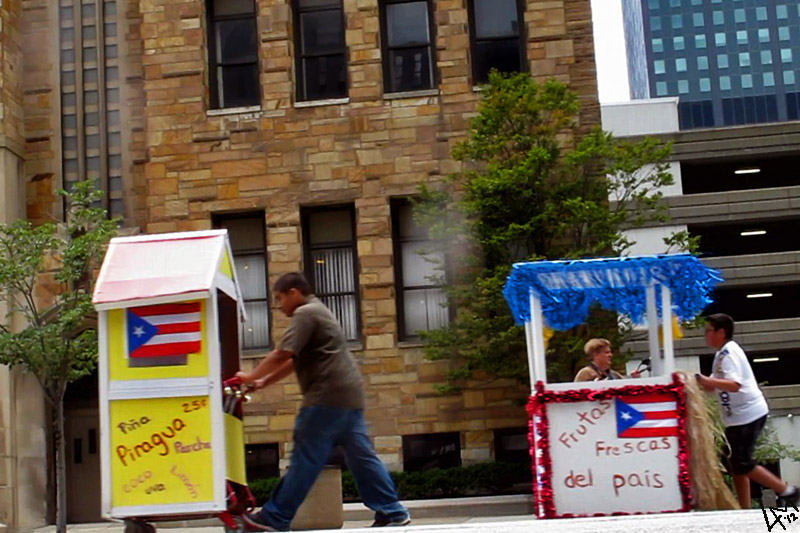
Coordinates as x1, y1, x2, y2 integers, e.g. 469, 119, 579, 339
127, 302, 202, 358
615, 394, 679, 438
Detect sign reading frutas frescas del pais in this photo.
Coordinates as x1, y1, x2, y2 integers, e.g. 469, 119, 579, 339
110, 395, 214, 507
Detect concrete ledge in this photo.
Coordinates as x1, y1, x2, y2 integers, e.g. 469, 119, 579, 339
343, 494, 533, 521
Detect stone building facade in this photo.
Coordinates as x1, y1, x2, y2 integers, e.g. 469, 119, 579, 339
5, 0, 600, 526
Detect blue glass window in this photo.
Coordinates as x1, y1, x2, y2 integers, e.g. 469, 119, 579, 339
699, 78, 711, 92
756, 7, 767, 21
695, 35, 707, 49
720, 76, 731, 90
676, 58, 687, 72
715, 33, 726, 46
652, 38, 664, 53
763, 72, 775, 87
672, 14, 683, 29
651, 16, 661, 31
717, 54, 729, 68
697, 56, 709, 70
678, 80, 689, 94
737, 30, 748, 44
693, 13, 704, 27
739, 52, 751, 67
656, 81, 668, 96
734, 9, 746, 23
669, 0, 680, 7
654, 60, 666, 74
673, 36, 685, 51
779, 27, 790, 41
781, 49, 793, 63
742, 74, 753, 89
777, 5, 788, 19
759, 29, 770, 43
761, 50, 773, 65
648, 0, 659, 8
713, 11, 724, 25
784, 71, 796, 85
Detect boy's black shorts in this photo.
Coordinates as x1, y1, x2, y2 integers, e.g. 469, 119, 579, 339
724, 414, 767, 475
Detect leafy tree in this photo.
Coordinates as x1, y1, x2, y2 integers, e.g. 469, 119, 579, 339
0, 181, 117, 532
414, 72, 681, 387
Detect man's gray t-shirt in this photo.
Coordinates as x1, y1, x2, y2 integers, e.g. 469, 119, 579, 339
277, 296, 365, 409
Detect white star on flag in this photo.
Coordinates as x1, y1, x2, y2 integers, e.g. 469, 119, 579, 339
621, 411, 632, 421
133, 326, 145, 338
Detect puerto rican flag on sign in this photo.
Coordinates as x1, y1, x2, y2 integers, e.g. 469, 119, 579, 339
615, 394, 679, 438
127, 302, 202, 358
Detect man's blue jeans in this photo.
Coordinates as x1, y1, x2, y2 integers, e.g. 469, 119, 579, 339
258, 405, 408, 530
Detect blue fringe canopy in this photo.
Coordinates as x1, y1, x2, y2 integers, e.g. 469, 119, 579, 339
503, 254, 723, 330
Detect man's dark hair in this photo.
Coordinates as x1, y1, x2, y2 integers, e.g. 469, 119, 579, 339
706, 313, 734, 340
273, 272, 312, 296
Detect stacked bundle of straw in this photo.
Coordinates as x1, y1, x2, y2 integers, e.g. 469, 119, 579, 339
677, 371, 739, 510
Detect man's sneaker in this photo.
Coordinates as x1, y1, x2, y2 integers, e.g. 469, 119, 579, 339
240, 513, 279, 532
371, 514, 411, 527
778, 486, 800, 508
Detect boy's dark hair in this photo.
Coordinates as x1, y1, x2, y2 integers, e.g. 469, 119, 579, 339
273, 272, 312, 296
706, 313, 734, 340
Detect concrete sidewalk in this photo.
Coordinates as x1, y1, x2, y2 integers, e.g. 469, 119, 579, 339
27, 509, 772, 532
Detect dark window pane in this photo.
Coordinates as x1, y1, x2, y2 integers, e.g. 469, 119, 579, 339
213, 0, 254, 16
300, 10, 344, 56
386, 2, 429, 47
299, 0, 340, 8
216, 19, 258, 64
302, 54, 347, 100
474, 38, 521, 84
245, 443, 280, 481
787, 93, 800, 120
219, 64, 260, 107
474, 0, 519, 38
389, 47, 432, 92
766, 95, 778, 122
402, 432, 461, 472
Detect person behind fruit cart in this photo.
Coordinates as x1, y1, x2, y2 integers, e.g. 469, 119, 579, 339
696, 313, 799, 510
574, 338, 642, 382
235, 272, 410, 531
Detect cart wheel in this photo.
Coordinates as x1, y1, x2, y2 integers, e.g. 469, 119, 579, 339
223, 516, 244, 533
124, 519, 156, 533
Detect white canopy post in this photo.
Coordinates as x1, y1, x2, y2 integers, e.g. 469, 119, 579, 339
525, 289, 548, 389
645, 283, 663, 376
661, 284, 675, 375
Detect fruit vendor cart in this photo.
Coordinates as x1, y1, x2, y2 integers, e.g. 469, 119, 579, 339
92, 230, 255, 532
502, 254, 723, 518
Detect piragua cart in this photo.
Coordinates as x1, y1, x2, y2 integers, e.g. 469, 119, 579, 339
92, 230, 255, 532
502, 254, 722, 518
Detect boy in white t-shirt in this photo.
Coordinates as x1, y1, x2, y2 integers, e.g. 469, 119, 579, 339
697, 313, 799, 509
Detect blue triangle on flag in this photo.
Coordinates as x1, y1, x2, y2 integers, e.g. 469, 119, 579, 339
616, 398, 645, 436
127, 310, 158, 354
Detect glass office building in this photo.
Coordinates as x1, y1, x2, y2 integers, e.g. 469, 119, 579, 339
622, 0, 800, 129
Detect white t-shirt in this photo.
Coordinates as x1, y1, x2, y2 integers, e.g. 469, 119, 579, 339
711, 340, 769, 427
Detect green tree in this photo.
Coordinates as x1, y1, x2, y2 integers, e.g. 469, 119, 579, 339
0, 181, 117, 532
415, 72, 680, 388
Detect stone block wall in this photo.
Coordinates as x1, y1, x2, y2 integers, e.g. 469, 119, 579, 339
18, 0, 600, 473
136, 0, 600, 471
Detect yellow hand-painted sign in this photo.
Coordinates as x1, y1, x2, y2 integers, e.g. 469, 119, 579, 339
110, 396, 215, 507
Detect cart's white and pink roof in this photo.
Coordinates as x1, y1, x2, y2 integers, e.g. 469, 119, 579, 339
92, 229, 245, 317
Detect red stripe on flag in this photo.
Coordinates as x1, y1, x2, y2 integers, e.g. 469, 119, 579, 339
130, 341, 201, 358
644, 410, 678, 420
618, 394, 675, 404
621, 427, 679, 438
156, 322, 201, 334
132, 302, 201, 316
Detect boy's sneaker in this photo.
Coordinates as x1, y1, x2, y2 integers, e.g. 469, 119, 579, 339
371, 514, 411, 527
240, 513, 279, 532
778, 486, 800, 508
